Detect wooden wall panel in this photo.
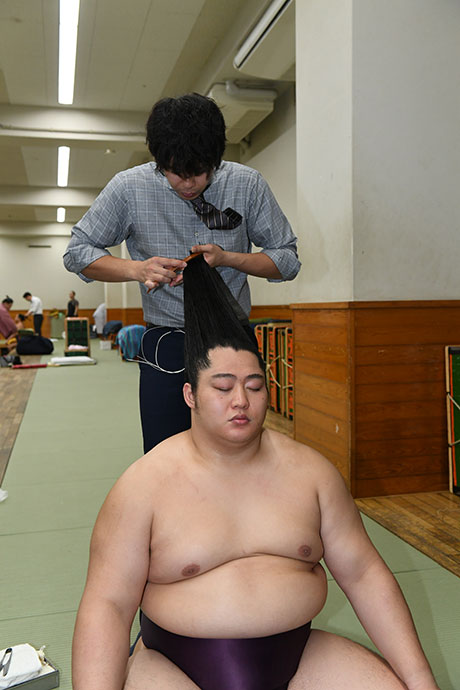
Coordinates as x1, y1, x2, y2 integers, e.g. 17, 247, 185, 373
355, 381, 444, 404
250, 305, 292, 320
296, 373, 348, 419
291, 300, 460, 498
292, 306, 352, 488
355, 473, 447, 497
107, 308, 144, 326
351, 302, 459, 496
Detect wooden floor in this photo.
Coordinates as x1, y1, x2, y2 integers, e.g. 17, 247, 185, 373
1, 360, 459, 580
0, 355, 40, 484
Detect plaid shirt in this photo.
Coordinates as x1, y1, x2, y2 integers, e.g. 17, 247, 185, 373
63, 161, 300, 327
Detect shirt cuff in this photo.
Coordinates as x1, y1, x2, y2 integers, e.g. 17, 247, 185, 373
63, 247, 111, 282
262, 248, 301, 282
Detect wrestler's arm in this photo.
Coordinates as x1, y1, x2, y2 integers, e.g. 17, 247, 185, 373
317, 457, 439, 690
72, 460, 152, 690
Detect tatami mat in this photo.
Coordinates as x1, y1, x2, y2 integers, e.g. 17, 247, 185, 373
318, 525, 460, 689
0, 339, 458, 689
0, 341, 142, 688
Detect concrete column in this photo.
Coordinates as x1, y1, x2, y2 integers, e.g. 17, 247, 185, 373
296, 0, 353, 301
296, 0, 460, 301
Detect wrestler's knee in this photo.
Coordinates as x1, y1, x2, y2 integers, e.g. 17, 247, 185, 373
124, 646, 200, 690
288, 629, 406, 689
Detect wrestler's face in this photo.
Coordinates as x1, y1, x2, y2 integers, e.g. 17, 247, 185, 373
163, 170, 211, 201
184, 347, 268, 445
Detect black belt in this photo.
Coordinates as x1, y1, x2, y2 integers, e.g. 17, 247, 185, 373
145, 323, 184, 330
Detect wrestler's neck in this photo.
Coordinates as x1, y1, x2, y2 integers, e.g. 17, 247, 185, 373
187, 422, 266, 469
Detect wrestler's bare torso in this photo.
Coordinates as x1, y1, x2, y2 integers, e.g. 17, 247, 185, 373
137, 428, 328, 639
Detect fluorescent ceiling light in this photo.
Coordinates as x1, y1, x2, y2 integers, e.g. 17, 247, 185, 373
58, 0, 80, 105
57, 207, 66, 223
58, 146, 70, 187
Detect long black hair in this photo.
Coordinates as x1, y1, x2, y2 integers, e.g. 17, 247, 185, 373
183, 255, 264, 392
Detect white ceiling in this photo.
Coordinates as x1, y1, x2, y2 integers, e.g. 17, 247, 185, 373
0, 0, 290, 232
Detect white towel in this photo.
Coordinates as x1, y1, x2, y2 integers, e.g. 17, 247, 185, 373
0, 644, 43, 689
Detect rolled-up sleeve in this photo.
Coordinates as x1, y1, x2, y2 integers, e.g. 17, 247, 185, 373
63, 175, 130, 281
246, 172, 301, 282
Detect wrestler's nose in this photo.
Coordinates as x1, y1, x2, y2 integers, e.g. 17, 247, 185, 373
232, 385, 249, 408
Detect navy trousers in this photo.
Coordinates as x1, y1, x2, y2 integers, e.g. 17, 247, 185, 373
138, 326, 191, 454
33, 313, 43, 336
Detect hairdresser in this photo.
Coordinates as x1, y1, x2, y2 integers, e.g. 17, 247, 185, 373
63, 93, 301, 452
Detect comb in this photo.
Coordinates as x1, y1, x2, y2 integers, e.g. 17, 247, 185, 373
146, 251, 202, 293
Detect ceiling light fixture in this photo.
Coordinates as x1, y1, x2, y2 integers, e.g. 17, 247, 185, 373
58, 0, 80, 105
57, 207, 66, 223
57, 146, 70, 187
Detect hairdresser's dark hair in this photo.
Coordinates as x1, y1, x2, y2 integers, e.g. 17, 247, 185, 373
183, 255, 265, 392
2, 295, 13, 305
146, 93, 226, 177
23, 292, 31, 298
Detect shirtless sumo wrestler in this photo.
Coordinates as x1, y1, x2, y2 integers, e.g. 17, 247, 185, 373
72, 347, 438, 690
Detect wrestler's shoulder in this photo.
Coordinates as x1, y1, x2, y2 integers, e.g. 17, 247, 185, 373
263, 428, 341, 474
121, 431, 190, 481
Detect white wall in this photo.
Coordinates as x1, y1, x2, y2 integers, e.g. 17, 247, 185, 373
241, 86, 301, 305
295, 0, 354, 302
294, 0, 460, 303
353, 0, 460, 299
0, 233, 105, 310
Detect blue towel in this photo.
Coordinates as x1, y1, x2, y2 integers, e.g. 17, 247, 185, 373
116, 325, 146, 360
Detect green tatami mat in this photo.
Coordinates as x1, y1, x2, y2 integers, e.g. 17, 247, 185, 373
361, 514, 441, 573
314, 567, 459, 690
0, 611, 76, 690
0, 478, 116, 534
0, 611, 141, 690
10, 426, 141, 455
0, 340, 142, 690
4, 444, 142, 486
1, 527, 90, 620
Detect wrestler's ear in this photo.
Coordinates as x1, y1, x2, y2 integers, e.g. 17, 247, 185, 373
183, 382, 196, 409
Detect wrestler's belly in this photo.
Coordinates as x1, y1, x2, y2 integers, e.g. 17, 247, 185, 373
141, 555, 327, 638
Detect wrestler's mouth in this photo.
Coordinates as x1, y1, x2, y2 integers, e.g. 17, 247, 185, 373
230, 415, 250, 425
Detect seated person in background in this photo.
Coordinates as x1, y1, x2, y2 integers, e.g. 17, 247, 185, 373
72, 257, 438, 690
0, 296, 18, 350
15, 313, 30, 330
0, 296, 18, 339
15, 313, 34, 339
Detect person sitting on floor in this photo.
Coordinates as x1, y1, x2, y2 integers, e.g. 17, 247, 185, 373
0, 296, 18, 351
15, 313, 33, 334
72, 256, 438, 690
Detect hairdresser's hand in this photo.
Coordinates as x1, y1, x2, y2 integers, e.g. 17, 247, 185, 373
139, 256, 187, 291
191, 244, 226, 268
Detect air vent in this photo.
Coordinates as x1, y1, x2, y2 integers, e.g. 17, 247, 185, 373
207, 82, 277, 143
